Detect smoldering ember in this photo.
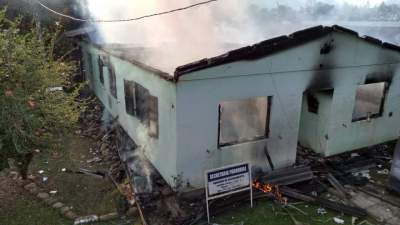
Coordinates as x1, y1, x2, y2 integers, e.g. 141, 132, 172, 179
1, 1, 400, 225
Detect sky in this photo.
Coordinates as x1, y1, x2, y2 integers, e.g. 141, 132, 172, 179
259, 0, 399, 7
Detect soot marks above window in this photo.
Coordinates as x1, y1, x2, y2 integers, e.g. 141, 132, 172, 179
352, 82, 387, 122
218, 96, 271, 148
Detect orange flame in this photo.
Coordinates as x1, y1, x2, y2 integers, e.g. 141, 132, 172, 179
253, 181, 287, 205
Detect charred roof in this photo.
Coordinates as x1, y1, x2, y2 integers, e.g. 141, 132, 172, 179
174, 25, 400, 79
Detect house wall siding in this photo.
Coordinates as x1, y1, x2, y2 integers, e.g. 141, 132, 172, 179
79, 30, 400, 191
176, 32, 400, 189
81, 43, 178, 187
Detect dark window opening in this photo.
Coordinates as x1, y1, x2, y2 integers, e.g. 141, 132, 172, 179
98, 55, 105, 84
124, 80, 136, 116
218, 96, 271, 148
352, 82, 387, 122
148, 95, 159, 138
123, 80, 159, 138
135, 83, 150, 122
87, 53, 93, 76
109, 65, 117, 98
307, 93, 319, 114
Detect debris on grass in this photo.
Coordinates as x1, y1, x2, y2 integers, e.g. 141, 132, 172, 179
333, 217, 345, 224
316, 207, 327, 215
74, 215, 99, 225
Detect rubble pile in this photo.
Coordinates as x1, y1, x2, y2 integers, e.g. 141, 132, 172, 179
77, 96, 124, 182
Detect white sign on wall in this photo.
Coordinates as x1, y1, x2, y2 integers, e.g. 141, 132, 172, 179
205, 162, 253, 223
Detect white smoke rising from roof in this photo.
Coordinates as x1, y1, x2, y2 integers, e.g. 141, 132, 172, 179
82, 0, 400, 74
82, 0, 266, 73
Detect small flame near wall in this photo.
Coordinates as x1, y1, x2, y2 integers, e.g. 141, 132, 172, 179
253, 180, 287, 205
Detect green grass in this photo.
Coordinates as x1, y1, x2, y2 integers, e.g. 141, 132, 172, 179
28, 134, 119, 215
0, 195, 71, 225
212, 199, 355, 225
0, 195, 141, 225
0, 133, 142, 225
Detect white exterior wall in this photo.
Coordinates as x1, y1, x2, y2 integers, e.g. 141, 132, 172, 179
176, 32, 400, 189
81, 43, 178, 187
79, 30, 400, 191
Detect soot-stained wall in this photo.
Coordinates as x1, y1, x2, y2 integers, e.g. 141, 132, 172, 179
176, 32, 400, 189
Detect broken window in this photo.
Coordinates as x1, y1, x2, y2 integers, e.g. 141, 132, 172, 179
135, 83, 150, 122
218, 97, 271, 147
148, 95, 159, 138
108, 65, 117, 99
123, 80, 159, 138
307, 93, 319, 114
87, 53, 93, 76
98, 55, 105, 84
124, 80, 136, 116
352, 82, 387, 121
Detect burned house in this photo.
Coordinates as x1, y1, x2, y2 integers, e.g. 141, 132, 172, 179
78, 25, 400, 191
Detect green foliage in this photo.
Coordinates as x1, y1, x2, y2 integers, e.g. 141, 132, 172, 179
0, 9, 81, 173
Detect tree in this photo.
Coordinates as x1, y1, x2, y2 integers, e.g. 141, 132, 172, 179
0, 9, 82, 177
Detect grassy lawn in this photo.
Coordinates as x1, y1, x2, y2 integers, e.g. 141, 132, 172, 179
0, 194, 140, 225
0, 136, 141, 225
28, 134, 119, 216
0, 194, 71, 225
0, 133, 142, 225
212, 199, 355, 225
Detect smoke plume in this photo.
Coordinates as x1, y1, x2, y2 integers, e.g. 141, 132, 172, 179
80, 0, 400, 74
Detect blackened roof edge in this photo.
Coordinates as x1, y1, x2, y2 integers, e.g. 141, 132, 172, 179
174, 25, 400, 79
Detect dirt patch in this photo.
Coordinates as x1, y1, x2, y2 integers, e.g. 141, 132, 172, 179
0, 173, 25, 213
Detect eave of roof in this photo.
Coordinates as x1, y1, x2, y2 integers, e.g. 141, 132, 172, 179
81, 40, 175, 82
173, 25, 400, 80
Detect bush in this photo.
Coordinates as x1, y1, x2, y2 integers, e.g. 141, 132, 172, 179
0, 9, 82, 176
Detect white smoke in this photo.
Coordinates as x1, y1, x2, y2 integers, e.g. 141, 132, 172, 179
81, 0, 400, 74
82, 0, 266, 73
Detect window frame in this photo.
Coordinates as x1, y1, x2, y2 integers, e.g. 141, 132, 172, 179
218, 96, 272, 148
123, 80, 159, 139
351, 82, 388, 122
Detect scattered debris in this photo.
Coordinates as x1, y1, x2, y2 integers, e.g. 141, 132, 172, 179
333, 217, 345, 224
74, 215, 99, 225
77, 168, 106, 179
352, 170, 371, 180
377, 169, 389, 175
280, 187, 367, 217
47, 87, 63, 92
261, 165, 314, 186
86, 157, 101, 164
389, 139, 400, 193
316, 207, 327, 215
